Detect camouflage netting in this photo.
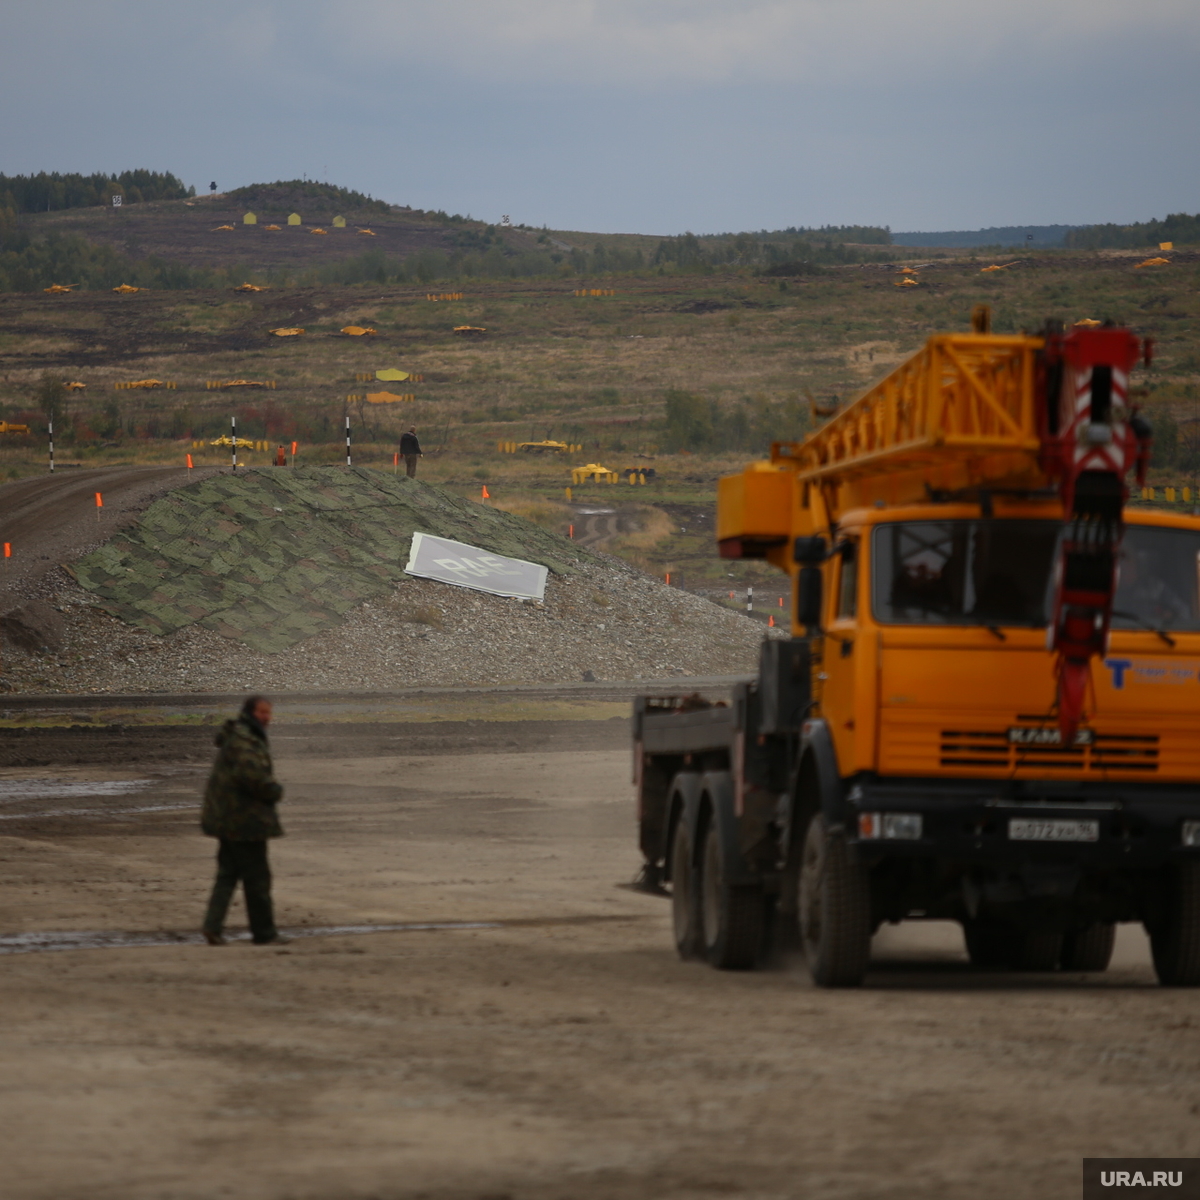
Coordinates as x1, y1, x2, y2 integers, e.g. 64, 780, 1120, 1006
71, 467, 591, 654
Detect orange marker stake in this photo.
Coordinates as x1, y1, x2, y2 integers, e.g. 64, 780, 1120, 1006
568, 524, 574, 539
393, 451, 399, 474
665, 573, 671, 586
3, 543, 10, 565
768, 615, 775, 628
95, 491, 103, 521
186, 453, 193, 473
481, 485, 490, 499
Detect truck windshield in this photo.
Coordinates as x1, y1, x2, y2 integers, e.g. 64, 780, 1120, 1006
873, 520, 1058, 626
872, 520, 1200, 631
1113, 526, 1200, 632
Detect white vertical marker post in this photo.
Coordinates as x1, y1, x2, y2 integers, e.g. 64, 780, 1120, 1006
345, 416, 351, 467
231, 416, 237, 472
747, 585, 753, 616
48, 418, 54, 473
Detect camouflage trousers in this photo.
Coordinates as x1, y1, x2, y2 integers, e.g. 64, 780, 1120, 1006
203, 838, 277, 943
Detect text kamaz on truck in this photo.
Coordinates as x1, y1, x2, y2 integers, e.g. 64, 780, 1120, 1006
634, 312, 1200, 987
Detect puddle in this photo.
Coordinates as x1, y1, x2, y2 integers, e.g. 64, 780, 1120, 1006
0, 779, 151, 806
0, 801, 191, 822
0, 914, 646, 956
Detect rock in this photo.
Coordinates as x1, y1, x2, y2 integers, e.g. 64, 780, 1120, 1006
0, 600, 65, 653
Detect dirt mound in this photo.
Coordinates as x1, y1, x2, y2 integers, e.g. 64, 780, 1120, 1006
70, 466, 594, 654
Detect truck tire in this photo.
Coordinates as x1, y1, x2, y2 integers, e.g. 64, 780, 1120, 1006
798, 813, 871, 987
1151, 862, 1200, 986
698, 819, 763, 970
1061, 922, 1116, 972
670, 818, 701, 960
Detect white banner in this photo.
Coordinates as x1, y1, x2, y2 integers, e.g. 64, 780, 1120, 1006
404, 532, 548, 600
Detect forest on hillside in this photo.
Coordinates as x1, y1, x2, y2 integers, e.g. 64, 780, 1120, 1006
0, 170, 193, 213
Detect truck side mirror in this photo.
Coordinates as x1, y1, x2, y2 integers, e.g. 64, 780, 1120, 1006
797, 566, 823, 631
794, 535, 827, 565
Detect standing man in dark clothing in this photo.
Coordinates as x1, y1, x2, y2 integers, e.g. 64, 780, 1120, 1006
399, 426, 422, 478
200, 695, 286, 945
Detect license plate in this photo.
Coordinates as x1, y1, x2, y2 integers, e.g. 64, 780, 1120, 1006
1008, 818, 1099, 843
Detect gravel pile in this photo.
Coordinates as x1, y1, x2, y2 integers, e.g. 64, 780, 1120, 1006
0, 557, 777, 695
0, 465, 781, 695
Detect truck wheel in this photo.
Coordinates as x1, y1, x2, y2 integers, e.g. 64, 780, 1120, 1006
699, 819, 764, 970
670, 819, 701, 960
1151, 862, 1200, 986
963, 920, 1016, 969
798, 813, 871, 987
1061, 923, 1116, 972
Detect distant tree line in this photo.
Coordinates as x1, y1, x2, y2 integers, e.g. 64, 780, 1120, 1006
652, 229, 894, 274
1065, 213, 1200, 250
0, 227, 221, 292
0, 170, 193, 213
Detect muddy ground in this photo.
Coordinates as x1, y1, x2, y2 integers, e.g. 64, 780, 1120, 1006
2, 689, 1200, 1200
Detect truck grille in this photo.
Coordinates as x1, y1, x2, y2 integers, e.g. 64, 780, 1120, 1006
939, 728, 1159, 772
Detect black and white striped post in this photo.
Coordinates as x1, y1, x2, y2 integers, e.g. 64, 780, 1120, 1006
231, 416, 238, 471
345, 416, 352, 467
746, 585, 753, 616
48, 418, 54, 473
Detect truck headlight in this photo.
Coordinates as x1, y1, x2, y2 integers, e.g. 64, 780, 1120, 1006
858, 812, 922, 840
1183, 821, 1200, 848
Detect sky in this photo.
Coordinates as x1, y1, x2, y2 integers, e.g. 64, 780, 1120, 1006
2, 0, 1198, 236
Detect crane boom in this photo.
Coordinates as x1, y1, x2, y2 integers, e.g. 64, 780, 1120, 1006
717, 316, 1152, 741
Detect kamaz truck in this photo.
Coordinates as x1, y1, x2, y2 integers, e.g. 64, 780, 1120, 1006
634, 312, 1200, 986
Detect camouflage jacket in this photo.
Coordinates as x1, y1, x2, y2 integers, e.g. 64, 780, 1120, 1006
200, 716, 283, 840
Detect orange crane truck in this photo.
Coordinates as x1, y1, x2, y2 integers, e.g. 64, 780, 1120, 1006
634, 311, 1200, 987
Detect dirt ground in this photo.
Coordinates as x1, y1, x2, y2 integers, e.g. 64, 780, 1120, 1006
2, 691, 1200, 1200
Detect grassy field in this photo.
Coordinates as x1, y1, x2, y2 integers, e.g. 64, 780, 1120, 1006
1, 248, 1197, 595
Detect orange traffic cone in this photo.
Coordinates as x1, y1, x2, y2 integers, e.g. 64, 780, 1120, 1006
768, 615, 775, 628
482, 485, 490, 499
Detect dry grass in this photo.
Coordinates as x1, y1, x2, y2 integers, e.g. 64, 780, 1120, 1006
2, 253, 1198, 566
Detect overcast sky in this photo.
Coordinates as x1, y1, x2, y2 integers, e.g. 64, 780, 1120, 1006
2, 1, 1197, 235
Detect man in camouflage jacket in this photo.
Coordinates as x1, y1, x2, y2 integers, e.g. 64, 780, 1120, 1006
201, 695, 285, 945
